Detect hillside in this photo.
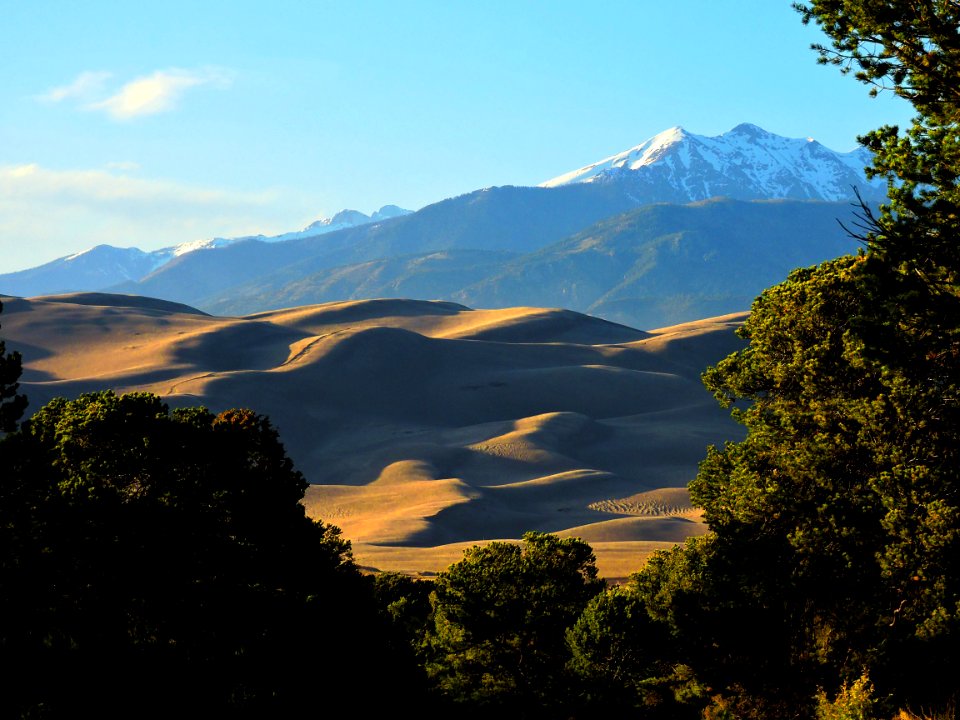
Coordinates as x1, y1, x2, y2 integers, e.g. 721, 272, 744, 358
452, 198, 864, 329
192, 198, 864, 330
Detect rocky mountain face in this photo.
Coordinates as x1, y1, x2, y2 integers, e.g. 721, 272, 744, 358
0, 124, 884, 330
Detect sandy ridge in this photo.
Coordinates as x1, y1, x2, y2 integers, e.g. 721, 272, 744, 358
1, 292, 747, 581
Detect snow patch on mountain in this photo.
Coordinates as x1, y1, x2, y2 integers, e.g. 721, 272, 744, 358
212, 205, 413, 245
541, 123, 886, 203
23, 205, 414, 292
61, 245, 150, 268
543, 126, 689, 187
63, 238, 237, 276
169, 237, 237, 258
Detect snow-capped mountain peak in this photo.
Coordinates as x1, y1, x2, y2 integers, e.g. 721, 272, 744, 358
303, 209, 371, 233
540, 123, 886, 203
221, 204, 415, 245
541, 126, 689, 188
169, 237, 236, 258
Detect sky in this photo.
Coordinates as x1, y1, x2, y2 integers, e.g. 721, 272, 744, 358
0, 1, 915, 273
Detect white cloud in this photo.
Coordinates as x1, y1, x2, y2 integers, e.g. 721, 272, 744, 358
37, 67, 232, 119
0, 164, 306, 273
39, 71, 113, 103
90, 67, 231, 119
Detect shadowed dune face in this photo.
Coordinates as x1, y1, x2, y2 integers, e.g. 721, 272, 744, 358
1, 293, 747, 581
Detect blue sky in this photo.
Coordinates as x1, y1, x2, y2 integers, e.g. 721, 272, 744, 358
1, 1, 913, 273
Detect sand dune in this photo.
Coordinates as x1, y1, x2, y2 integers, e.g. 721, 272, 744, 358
1, 292, 747, 582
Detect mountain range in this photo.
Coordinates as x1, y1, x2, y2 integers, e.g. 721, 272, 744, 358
0, 205, 413, 300
0, 123, 886, 331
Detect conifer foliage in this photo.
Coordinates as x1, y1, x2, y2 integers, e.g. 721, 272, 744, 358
425, 532, 605, 717
0, 300, 27, 432
635, 3, 960, 716
0, 390, 419, 719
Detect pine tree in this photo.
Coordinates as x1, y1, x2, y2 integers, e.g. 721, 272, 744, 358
634, 4, 960, 717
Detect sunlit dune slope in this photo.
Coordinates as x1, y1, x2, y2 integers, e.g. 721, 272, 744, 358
1, 292, 747, 581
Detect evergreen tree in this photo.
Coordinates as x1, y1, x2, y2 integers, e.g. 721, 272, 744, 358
0, 300, 27, 432
0, 390, 422, 718
632, 4, 960, 717
795, 1, 960, 279
425, 531, 604, 718
565, 581, 684, 718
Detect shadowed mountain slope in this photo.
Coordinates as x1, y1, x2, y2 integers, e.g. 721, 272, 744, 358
202, 198, 865, 330
453, 198, 865, 329
107, 183, 641, 309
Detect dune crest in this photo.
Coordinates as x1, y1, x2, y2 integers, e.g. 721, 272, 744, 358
2, 293, 747, 580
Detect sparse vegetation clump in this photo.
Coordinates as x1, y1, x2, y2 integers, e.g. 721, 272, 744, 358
815, 672, 877, 720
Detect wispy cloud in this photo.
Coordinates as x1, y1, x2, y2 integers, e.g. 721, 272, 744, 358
0, 163, 273, 208
0, 163, 302, 272
38, 67, 232, 119
39, 71, 113, 103
91, 68, 231, 119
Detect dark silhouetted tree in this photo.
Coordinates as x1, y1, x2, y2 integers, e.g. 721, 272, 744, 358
0, 390, 423, 719
565, 579, 687, 719
0, 299, 27, 432
425, 531, 604, 718
634, 5, 960, 716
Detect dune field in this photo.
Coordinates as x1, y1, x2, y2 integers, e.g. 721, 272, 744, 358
1, 292, 747, 582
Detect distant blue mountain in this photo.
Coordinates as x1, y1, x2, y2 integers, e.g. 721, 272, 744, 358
0, 124, 885, 330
